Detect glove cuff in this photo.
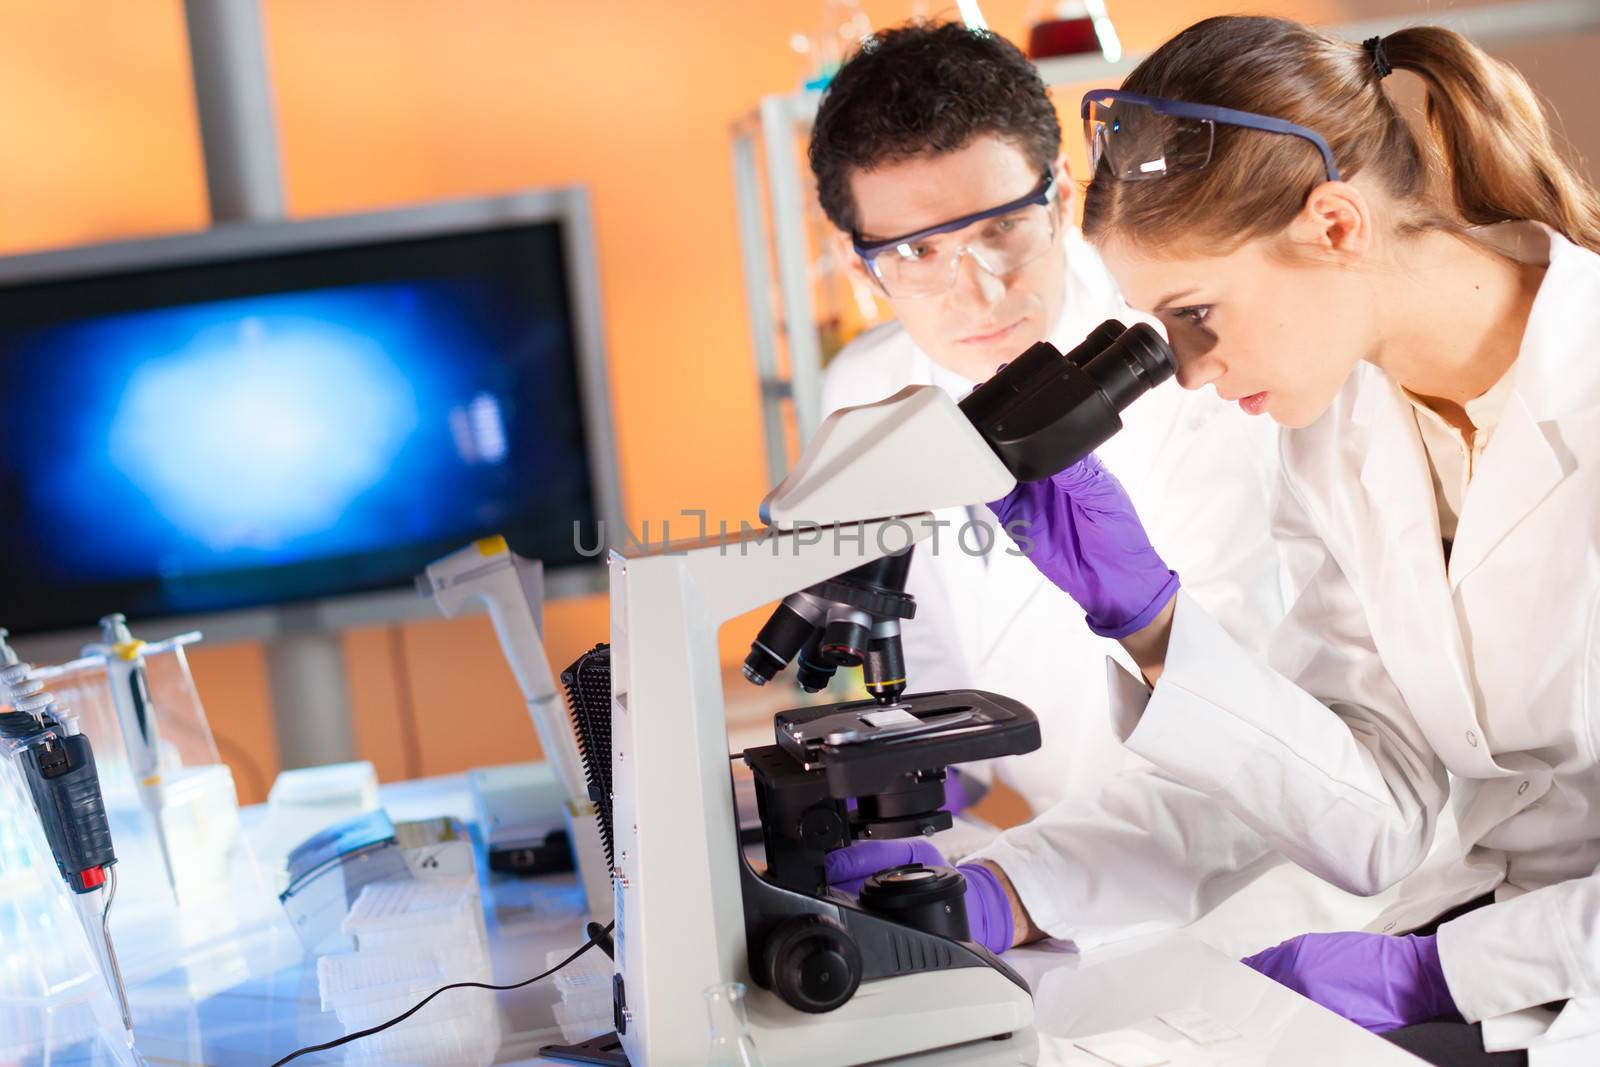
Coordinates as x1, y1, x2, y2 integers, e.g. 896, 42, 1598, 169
958, 862, 1015, 955
1408, 934, 1459, 1021
1087, 570, 1181, 639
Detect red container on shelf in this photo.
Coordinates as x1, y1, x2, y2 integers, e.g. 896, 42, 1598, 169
1028, 17, 1100, 60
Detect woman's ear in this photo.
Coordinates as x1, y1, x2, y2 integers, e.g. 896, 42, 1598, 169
1287, 180, 1372, 263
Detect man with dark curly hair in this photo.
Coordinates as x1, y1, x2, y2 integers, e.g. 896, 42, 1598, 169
813, 21, 1287, 819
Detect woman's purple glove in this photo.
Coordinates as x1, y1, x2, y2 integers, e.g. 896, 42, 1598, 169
988, 454, 1178, 639
940, 769, 986, 815
823, 839, 1015, 954
1242, 932, 1457, 1034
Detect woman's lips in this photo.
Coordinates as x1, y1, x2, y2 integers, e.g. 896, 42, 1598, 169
1239, 391, 1269, 415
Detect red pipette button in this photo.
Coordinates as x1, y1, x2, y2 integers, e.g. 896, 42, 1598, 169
79, 866, 106, 890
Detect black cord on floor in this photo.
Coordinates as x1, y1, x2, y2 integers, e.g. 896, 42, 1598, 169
268, 921, 614, 1067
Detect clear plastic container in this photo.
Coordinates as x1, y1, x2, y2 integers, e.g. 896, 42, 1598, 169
341, 876, 490, 966
547, 943, 613, 1042
316, 878, 501, 1066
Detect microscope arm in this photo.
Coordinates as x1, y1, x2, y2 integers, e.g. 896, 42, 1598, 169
763, 320, 1172, 529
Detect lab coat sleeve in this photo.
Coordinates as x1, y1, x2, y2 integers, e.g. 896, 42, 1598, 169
1438, 868, 1600, 1023
1108, 466, 1452, 897
969, 746, 1280, 948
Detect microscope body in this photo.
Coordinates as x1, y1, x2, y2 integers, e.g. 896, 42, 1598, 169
605, 321, 1174, 1065
606, 458, 1023, 1066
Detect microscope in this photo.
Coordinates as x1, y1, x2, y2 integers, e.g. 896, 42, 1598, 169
552, 321, 1174, 1066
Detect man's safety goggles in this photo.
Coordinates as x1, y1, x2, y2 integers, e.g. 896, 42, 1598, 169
851, 173, 1060, 299
1080, 89, 1341, 183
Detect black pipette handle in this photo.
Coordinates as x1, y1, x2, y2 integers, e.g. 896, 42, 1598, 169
19, 732, 117, 893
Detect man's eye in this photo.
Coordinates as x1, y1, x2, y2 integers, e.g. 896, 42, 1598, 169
983, 217, 1022, 240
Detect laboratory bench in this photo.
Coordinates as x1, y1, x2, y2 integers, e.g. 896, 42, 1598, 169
29, 772, 1424, 1067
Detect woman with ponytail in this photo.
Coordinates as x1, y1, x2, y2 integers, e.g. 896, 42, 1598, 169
963, 15, 1600, 1066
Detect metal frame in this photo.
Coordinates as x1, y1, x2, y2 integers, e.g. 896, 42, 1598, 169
733, 0, 1600, 488
182, 0, 284, 223
4, 190, 623, 659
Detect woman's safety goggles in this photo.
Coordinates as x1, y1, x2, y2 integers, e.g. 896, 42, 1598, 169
1080, 89, 1341, 183
852, 172, 1060, 299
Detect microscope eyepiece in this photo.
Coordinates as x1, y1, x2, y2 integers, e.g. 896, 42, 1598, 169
959, 319, 1177, 482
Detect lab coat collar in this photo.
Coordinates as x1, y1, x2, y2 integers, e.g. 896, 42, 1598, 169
1348, 223, 1599, 426
1351, 223, 1595, 589
1478, 222, 1600, 423
1445, 223, 1595, 587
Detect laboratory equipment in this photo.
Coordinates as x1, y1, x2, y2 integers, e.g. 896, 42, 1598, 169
278, 811, 475, 953
470, 761, 576, 874
80, 614, 178, 892
0, 633, 132, 1034
420, 538, 613, 920
317, 876, 500, 1066
22, 624, 298, 1009
705, 982, 765, 1067
1026, 1, 1122, 61
255, 761, 382, 884
546, 322, 1173, 1065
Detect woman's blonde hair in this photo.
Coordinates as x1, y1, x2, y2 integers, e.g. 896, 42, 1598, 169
1081, 16, 1600, 254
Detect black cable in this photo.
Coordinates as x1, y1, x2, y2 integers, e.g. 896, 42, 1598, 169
268, 921, 613, 1067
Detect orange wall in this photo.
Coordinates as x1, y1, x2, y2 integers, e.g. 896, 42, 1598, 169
4, 1, 1591, 803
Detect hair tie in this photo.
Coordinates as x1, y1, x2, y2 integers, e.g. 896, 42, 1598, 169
1363, 35, 1393, 80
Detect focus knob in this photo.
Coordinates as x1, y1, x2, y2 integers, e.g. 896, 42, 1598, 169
761, 914, 862, 1014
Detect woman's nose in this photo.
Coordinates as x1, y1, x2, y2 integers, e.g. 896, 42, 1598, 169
1173, 345, 1223, 391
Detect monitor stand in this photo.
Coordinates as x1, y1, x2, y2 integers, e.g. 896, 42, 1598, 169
264, 629, 356, 769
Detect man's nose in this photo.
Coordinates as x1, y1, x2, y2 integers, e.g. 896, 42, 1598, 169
949, 248, 1005, 311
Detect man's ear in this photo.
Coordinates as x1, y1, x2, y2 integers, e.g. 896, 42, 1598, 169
1051, 151, 1078, 224
1285, 181, 1372, 263
834, 229, 872, 285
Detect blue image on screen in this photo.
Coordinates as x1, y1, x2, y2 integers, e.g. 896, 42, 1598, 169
4, 277, 594, 616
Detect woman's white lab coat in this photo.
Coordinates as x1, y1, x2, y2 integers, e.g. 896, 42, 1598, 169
978, 223, 1600, 1062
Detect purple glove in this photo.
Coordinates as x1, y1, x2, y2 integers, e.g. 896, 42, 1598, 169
989, 454, 1178, 638
1242, 932, 1458, 1033
940, 769, 985, 815
823, 839, 1014, 954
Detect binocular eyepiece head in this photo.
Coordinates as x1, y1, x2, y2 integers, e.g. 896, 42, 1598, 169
959, 319, 1176, 482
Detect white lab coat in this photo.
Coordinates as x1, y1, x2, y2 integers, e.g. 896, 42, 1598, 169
819, 229, 1284, 808
980, 223, 1600, 1062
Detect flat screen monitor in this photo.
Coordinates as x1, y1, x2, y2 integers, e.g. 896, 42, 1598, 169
0, 190, 622, 638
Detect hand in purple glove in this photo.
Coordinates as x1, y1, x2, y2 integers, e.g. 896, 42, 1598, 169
823, 839, 1015, 954
1242, 932, 1458, 1034
989, 454, 1178, 639
940, 769, 986, 815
